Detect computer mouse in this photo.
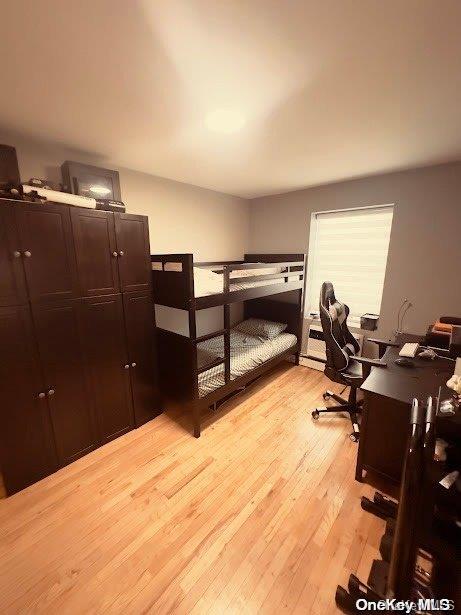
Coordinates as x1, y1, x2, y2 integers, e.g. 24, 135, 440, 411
394, 358, 415, 368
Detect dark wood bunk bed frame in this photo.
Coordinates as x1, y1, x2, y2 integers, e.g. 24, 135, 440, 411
152, 253, 306, 437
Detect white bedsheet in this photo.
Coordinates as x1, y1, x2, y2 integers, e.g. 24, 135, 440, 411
194, 266, 298, 297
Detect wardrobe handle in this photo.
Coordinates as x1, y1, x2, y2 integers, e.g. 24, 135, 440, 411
13, 250, 21, 258
131, 362, 137, 368
118, 250, 124, 257
47, 388, 55, 396
23, 250, 32, 258
124, 364, 130, 369
38, 392, 46, 399
112, 251, 118, 257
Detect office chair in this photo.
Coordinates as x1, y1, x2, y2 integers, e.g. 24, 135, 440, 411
311, 282, 384, 442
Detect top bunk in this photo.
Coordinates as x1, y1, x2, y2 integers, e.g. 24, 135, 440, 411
151, 253, 306, 310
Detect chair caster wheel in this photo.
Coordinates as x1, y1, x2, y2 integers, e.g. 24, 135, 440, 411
348, 574, 361, 594
349, 432, 359, 442
311, 410, 320, 420
322, 392, 331, 401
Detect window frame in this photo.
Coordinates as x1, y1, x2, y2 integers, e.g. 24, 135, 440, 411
305, 203, 395, 321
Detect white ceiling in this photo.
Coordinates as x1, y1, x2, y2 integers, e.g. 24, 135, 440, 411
1, 0, 461, 198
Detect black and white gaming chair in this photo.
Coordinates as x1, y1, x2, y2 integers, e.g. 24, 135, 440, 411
311, 282, 384, 442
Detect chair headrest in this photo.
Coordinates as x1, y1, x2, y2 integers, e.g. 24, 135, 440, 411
320, 281, 348, 323
320, 281, 336, 309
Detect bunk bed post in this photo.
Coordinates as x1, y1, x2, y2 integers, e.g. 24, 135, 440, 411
223, 265, 231, 384
224, 305, 231, 383
295, 253, 308, 366
186, 254, 201, 437
192, 402, 201, 438
186, 253, 197, 336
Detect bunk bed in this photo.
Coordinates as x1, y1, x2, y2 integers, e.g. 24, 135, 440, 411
151, 253, 306, 437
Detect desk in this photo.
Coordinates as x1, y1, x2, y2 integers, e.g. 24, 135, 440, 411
356, 334, 455, 485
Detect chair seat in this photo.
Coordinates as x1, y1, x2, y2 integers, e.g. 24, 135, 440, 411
341, 359, 365, 385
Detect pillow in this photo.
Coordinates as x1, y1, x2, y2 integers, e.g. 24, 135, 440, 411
234, 318, 287, 340
193, 267, 223, 296
231, 265, 283, 279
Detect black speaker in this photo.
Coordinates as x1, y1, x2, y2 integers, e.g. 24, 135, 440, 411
0, 144, 20, 186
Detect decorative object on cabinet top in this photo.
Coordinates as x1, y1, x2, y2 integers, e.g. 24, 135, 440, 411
61, 161, 121, 201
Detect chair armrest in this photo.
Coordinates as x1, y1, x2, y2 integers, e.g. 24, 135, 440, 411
368, 338, 399, 358
351, 356, 387, 368
352, 355, 387, 379
368, 338, 399, 348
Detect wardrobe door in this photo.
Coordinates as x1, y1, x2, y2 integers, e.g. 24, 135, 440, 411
15, 202, 79, 302
0, 203, 27, 306
123, 291, 161, 427
0, 305, 57, 495
79, 294, 135, 442
114, 214, 151, 293
32, 299, 99, 466
70, 208, 120, 296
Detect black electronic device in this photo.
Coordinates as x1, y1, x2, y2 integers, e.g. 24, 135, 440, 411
95, 199, 126, 213
0, 144, 20, 186
394, 357, 415, 368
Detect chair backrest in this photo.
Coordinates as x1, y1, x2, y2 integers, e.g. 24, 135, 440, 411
319, 282, 360, 372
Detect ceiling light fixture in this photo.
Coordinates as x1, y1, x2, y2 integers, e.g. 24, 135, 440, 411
205, 109, 245, 134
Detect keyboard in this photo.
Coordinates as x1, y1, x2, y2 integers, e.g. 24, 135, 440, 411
399, 342, 420, 358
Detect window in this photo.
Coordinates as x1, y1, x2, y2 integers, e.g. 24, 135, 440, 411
306, 205, 394, 319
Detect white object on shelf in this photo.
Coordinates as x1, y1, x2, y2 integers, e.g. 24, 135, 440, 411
399, 342, 420, 358
22, 185, 96, 208
455, 357, 461, 376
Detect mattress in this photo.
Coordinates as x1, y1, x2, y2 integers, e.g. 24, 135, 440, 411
193, 266, 300, 298
197, 329, 297, 397
151, 262, 301, 298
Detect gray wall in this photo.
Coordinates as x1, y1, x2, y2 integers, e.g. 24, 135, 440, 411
3, 130, 460, 340
1, 131, 249, 262
1, 131, 250, 337
249, 162, 461, 339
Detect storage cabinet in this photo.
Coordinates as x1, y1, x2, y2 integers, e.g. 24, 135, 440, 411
0, 304, 58, 494
69, 208, 152, 295
15, 201, 80, 302
123, 290, 161, 427
79, 295, 135, 442
70, 208, 120, 296
32, 299, 99, 465
0, 204, 27, 306
0, 199, 160, 495
115, 213, 152, 293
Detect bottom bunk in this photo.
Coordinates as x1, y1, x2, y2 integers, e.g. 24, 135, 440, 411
197, 329, 298, 397
156, 292, 303, 437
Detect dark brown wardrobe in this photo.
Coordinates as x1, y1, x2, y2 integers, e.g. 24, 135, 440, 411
0, 199, 160, 495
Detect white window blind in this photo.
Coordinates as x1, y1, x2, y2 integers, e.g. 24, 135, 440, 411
306, 205, 394, 318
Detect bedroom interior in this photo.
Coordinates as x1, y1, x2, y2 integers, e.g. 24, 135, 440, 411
0, 1, 460, 613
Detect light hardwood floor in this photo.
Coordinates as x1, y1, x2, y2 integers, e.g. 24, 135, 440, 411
0, 363, 384, 614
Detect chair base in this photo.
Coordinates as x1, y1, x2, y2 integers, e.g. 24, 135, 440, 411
311, 388, 362, 442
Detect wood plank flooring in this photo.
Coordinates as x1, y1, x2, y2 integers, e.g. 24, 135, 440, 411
0, 363, 384, 614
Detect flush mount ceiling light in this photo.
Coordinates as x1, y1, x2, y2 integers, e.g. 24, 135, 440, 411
205, 109, 246, 134
89, 185, 111, 195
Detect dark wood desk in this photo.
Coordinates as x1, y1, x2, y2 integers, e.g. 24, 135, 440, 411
356, 334, 455, 485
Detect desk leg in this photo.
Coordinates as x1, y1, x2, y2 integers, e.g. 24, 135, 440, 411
355, 392, 368, 483
355, 460, 365, 482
